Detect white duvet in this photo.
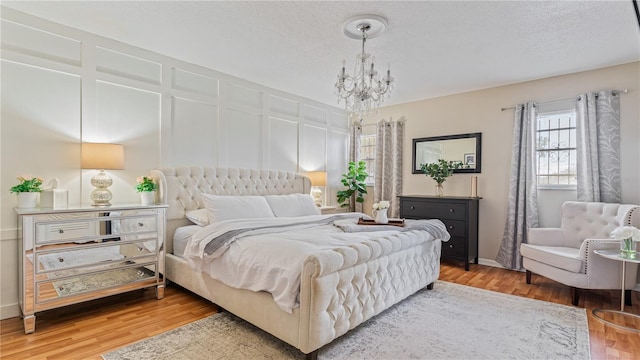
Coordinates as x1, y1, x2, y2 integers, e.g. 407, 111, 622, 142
183, 213, 449, 313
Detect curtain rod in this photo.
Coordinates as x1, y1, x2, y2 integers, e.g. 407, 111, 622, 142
500, 89, 629, 112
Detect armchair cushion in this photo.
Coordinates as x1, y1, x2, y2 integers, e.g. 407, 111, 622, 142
527, 228, 563, 247
520, 244, 582, 273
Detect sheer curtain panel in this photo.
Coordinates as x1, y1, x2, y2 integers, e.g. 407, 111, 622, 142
496, 102, 539, 270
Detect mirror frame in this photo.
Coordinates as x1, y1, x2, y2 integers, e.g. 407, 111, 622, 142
412, 132, 482, 174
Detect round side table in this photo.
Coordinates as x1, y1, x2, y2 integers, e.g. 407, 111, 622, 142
592, 249, 640, 333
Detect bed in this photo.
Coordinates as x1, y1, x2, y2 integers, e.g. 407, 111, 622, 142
151, 167, 448, 359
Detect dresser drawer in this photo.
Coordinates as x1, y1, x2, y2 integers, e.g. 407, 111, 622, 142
441, 237, 466, 259
441, 220, 466, 238
35, 220, 98, 244
35, 241, 157, 275
36, 263, 158, 304
401, 201, 466, 220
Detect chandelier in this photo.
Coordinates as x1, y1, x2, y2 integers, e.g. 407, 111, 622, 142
335, 15, 394, 118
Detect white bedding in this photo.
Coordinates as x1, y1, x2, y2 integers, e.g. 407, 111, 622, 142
184, 213, 450, 313
173, 225, 200, 258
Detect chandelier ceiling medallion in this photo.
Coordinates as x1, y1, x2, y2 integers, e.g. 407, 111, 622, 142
335, 15, 394, 118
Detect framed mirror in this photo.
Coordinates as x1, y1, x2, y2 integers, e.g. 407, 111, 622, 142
412, 132, 482, 174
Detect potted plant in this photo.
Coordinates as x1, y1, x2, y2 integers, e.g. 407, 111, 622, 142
10, 176, 43, 208
337, 161, 368, 212
136, 176, 158, 205
420, 159, 462, 197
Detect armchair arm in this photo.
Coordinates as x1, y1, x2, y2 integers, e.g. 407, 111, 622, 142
577, 238, 619, 260
579, 238, 639, 288
527, 228, 563, 246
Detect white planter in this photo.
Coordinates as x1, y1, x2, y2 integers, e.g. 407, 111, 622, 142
140, 191, 156, 206
17, 192, 39, 208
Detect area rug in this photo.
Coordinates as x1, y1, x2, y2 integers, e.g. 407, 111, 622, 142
102, 281, 590, 360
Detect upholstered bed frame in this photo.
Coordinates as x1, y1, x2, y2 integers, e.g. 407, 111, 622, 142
151, 167, 442, 358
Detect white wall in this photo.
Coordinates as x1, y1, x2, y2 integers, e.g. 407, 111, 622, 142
0, 8, 348, 319
361, 61, 640, 267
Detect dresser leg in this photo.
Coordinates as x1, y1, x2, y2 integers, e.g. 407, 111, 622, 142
156, 285, 165, 300
23, 314, 35, 334
465, 261, 470, 271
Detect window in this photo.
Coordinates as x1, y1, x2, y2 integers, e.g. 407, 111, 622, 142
536, 109, 577, 187
359, 125, 376, 185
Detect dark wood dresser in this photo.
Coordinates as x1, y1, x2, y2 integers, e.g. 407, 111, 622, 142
399, 195, 481, 271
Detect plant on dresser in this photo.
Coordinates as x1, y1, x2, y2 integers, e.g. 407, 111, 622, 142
15, 204, 167, 333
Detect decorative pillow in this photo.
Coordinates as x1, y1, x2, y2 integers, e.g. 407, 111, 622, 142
265, 193, 321, 217
202, 194, 275, 223
186, 209, 209, 227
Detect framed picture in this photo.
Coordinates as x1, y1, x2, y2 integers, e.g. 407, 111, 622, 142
464, 153, 475, 166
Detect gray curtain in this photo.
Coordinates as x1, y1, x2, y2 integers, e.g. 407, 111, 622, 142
496, 102, 539, 270
374, 117, 404, 218
576, 90, 621, 203
347, 120, 363, 212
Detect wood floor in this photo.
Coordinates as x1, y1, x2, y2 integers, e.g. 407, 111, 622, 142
1, 259, 639, 360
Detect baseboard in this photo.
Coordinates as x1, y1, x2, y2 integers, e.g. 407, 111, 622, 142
477, 257, 640, 293
1, 302, 21, 320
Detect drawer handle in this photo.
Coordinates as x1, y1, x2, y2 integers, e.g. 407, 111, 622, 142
449, 244, 454, 248
449, 209, 455, 213
58, 257, 64, 262
58, 229, 64, 234
138, 222, 144, 227
448, 225, 454, 229
410, 206, 415, 210
58, 286, 64, 291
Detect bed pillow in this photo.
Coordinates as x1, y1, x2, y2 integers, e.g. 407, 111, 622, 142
186, 209, 209, 227
265, 193, 321, 217
202, 194, 275, 223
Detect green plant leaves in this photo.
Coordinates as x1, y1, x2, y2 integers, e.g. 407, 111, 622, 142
420, 159, 462, 184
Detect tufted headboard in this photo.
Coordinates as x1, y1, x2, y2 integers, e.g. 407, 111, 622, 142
150, 167, 311, 253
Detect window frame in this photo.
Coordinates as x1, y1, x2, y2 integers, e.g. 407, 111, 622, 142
535, 107, 577, 190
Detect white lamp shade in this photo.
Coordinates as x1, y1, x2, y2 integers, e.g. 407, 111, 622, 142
81, 143, 125, 170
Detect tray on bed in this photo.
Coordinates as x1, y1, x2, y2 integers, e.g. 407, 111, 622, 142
357, 217, 406, 227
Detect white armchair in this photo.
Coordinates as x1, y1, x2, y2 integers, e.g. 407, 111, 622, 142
520, 201, 640, 306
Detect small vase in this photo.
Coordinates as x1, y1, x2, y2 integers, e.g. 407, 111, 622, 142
620, 238, 637, 258
373, 208, 389, 224
140, 191, 155, 206
17, 192, 38, 208
435, 183, 444, 197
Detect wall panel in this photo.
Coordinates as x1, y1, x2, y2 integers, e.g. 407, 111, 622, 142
300, 124, 327, 171
171, 97, 219, 166
172, 67, 219, 97
91, 81, 161, 202
96, 47, 161, 85
223, 109, 262, 169
268, 117, 298, 172
1, 19, 81, 66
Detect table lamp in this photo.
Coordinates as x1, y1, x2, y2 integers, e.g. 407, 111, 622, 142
81, 143, 124, 206
306, 171, 327, 207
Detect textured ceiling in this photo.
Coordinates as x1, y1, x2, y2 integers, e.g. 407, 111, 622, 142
3, 1, 639, 108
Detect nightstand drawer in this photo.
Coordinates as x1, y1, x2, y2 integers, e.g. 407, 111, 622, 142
401, 201, 466, 220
